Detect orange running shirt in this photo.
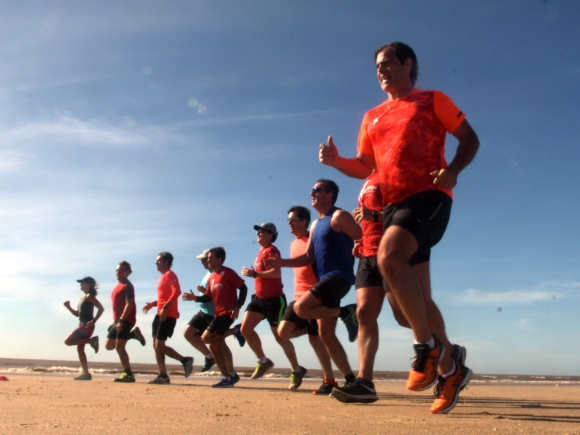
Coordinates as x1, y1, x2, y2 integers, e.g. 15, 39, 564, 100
358, 172, 383, 257
357, 89, 466, 205
254, 245, 284, 299
290, 233, 317, 301
204, 267, 245, 318
157, 270, 181, 319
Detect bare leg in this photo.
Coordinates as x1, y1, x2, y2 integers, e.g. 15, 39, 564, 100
294, 292, 340, 319
154, 339, 184, 374
204, 331, 231, 377
356, 286, 384, 382
271, 326, 299, 369
277, 320, 307, 341
309, 334, 334, 381
378, 226, 431, 343
77, 344, 89, 375
184, 325, 212, 357
318, 318, 353, 377
115, 339, 130, 370
241, 311, 267, 360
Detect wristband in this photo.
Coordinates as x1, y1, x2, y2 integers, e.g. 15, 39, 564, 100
372, 211, 379, 222
252, 270, 257, 278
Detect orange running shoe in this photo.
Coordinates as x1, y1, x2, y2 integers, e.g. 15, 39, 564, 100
406, 338, 444, 391
430, 364, 473, 414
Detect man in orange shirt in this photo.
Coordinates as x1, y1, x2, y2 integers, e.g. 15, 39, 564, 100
319, 42, 479, 413
142, 252, 194, 384
277, 206, 336, 393
240, 223, 301, 382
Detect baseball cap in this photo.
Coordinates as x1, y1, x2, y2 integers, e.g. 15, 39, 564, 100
253, 222, 278, 234
76, 276, 96, 286
196, 249, 210, 260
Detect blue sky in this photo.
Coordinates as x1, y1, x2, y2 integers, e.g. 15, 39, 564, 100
1, 1, 579, 376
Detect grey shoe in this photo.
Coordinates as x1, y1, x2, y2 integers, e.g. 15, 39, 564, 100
182, 357, 194, 378
332, 378, 378, 404
74, 373, 92, 381
148, 375, 170, 385
289, 366, 307, 390
90, 336, 99, 353
251, 358, 274, 379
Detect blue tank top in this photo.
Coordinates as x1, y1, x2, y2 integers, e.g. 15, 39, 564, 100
312, 207, 355, 284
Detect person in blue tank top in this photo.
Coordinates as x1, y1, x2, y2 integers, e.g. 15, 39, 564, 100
182, 249, 245, 373
267, 179, 362, 390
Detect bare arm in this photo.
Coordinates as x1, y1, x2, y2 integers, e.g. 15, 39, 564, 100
85, 295, 104, 327
63, 301, 79, 317
319, 135, 375, 179
331, 209, 363, 241
430, 120, 480, 189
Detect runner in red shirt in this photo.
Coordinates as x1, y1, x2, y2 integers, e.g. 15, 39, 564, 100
277, 206, 336, 392
240, 222, 301, 381
104, 261, 146, 383
142, 252, 193, 384
319, 42, 479, 413
189, 247, 248, 388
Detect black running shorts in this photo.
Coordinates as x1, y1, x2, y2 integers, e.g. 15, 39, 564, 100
355, 255, 389, 291
383, 190, 452, 266
281, 301, 319, 336
152, 315, 177, 341
206, 314, 234, 336
187, 311, 214, 335
106, 319, 134, 340
245, 294, 287, 327
309, 275, 351, 308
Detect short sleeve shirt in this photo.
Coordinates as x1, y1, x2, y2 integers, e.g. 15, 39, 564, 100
358, 173, 383, 257
157, 270, 181, 319
254, 245, 284, 299
111, 280, 136, 325
357, 89, 465, 205
290, 234, 317, 301
205, 267, 245, 317
197, 271, 215, 316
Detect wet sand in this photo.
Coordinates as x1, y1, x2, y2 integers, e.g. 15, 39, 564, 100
1, 372, 579, 434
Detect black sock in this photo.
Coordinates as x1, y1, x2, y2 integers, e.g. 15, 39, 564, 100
160, 372, 168, 378
125, 368, 133, 376
345, 373, 356, 384
339, 307, 349, 319
181, 357, 188, 365
129, 332, 135, 340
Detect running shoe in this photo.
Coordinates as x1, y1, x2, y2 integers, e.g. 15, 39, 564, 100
340, 304, 358, 342
312, 379, 338, 396
73, 373, 92, 381
430, 364, 473, 414
451, 344, 467, 366
233, 323, 245, 347
212, 377, 235, 388
182, 357, 194, 378
131, 326, 146, 346
231, 373, 240, 385
148, 375, 170, 385
332, 378, 378, 404
201, 357, 216, 373
251, 358, 274, 379
90, 336, 99, 353
406, 337, 444, 391
288, 366, 307, 390
114, 373, 136, 383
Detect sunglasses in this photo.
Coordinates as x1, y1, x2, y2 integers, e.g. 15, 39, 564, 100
311, 187, 326, 194
287, 217, 304, 223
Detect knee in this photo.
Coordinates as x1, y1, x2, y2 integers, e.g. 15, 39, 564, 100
294, 302, 307, 318
308, 334, 320, 346
273, 333, 285, 345
240, 324, 253, 337
394, 311, 411, 328
105, 341, 116, 351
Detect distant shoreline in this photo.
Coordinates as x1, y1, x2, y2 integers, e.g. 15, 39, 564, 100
1, 357, 578, 384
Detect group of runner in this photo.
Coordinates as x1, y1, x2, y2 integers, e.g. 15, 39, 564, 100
64, 41, 479, 414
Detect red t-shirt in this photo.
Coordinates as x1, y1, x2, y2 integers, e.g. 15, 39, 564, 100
157, 270, 181, 319
358, 173, 383, 257
111, 280, 136, 325
254, 245, 284, 299
357, 89, 465, 205
204, 266, 245, 318
290, 234, 317, 301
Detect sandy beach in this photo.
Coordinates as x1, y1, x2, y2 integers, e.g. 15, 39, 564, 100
1, 360, 579, 434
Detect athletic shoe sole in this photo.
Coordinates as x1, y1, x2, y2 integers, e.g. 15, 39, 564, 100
332, 388, 378, 404
431, 366, 473, 414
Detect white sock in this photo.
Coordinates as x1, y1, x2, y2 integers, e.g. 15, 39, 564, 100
414, 336, 436, 349
442, 362, 456, 379
258, 357, 268, 364
206, 354, 214, 360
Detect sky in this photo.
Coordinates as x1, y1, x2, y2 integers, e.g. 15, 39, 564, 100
0, 0, 579, 376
